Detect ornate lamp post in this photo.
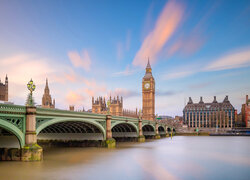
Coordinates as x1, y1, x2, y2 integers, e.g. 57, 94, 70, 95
107, 99, 111, 114
26, 79, 36, 106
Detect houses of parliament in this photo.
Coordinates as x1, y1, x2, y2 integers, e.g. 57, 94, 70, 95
92, 60, 156, 120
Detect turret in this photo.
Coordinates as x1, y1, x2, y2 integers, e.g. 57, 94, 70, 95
199, 96, 204, 104
188, 97, 193, 104
213, 96, 217, 103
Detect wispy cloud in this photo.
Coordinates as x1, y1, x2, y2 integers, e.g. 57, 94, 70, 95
204, 47, 250, 71
133, 0, 184, 67
111, 88, 139, 98
163, 70, 195, 80
68, 49, 92, 71
66, 91, 86, 106
113, 65, 139, 77
163, 47, 250, 81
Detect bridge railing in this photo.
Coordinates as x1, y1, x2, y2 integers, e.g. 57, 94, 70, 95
36, 107, 107, 120
0, 103, 26, 114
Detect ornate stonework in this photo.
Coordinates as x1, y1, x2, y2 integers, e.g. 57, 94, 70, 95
142, 60, 155, 121
42, 79, 55, 108
0, 75, 8, 101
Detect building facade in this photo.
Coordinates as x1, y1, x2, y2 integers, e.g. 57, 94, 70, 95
183, 96, 235, 128
242, 95, 250, 127
142, 60, 155, 121
42, 79, 55, 108
92, 96, 138, 117
0, 75, 8, 101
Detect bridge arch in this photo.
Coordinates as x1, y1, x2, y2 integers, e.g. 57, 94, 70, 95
111, 122, 139, 134
0, 119, 25, 147
36, 118, 106, 140
142, 124, 155, 137
142, 124, 155, 131
158, 125, 165, 135
111, 122, 139, 138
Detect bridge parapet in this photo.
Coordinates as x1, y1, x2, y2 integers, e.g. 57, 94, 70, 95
0, 103, 26, 114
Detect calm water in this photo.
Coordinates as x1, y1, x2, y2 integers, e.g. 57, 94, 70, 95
0, 136, 250, 180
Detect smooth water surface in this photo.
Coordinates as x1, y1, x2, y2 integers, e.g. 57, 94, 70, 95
0, 136, 250, 180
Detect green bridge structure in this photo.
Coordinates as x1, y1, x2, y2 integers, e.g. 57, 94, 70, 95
0, 103, 170, 161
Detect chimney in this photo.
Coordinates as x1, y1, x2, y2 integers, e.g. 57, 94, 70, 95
247, 95, 249, 104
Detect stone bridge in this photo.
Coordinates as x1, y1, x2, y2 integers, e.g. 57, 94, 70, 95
0, 104, 169, 161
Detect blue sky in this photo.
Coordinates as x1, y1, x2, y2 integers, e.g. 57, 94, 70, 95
0, 0, 249, 116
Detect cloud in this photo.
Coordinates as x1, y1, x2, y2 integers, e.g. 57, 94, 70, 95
204, 48, 250, 71
113, 65, 139, 76
163, 47, 250, 81
167, 34, 205, 56
66, 91, 86, 106
163, 70, 195, 80
110, 88, 139, 98
188, 81, 213, 89
156, 90, 180, 96
133, 0, 184, 67
68, 49, 91, 71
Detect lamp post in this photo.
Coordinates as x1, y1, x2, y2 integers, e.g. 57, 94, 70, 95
26, 79, 36, 106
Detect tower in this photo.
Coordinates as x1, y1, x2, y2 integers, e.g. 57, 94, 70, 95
142, 59, 155, 121
0, 75, 8, 101
42, 78, 55, 108
5, 75, 8, 101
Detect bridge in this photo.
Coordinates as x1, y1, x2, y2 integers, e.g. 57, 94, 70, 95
0, 103, 169, 161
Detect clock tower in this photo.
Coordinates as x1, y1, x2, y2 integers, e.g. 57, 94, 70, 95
142, 59, 155, 121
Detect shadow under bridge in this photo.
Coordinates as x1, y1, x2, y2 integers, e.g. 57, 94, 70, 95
37, 121, 105, 141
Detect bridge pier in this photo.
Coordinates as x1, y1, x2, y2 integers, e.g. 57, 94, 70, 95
155, 123, 161, 139
21, 106, 43, 161
105, 115, 116, 148
138, 119, 145, 142
165, 125, 169, 137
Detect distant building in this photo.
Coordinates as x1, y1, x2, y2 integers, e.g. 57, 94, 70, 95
242, 95, 250, 127
42, 79, 55, 108
0, 75, 8, 101
183, 96, 235, 128
92, 96, 138, 117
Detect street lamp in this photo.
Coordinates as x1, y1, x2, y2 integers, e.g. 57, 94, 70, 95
26, 79, 36, 106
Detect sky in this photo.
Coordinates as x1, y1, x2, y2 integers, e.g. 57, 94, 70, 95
0, 0, 249, 116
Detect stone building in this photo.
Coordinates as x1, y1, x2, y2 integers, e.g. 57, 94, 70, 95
142, 60, 155, 121
183, 96, 235, 128
42, 79, 55, 108
242, 95, 250, 127
0, 75, 8, 101
92, 96, 107, 114
92, 96, 138, 117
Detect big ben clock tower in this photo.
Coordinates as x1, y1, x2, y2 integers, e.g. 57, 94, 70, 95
142, 59, 155, 121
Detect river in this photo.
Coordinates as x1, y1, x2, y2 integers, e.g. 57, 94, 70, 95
0, 136, 250, 180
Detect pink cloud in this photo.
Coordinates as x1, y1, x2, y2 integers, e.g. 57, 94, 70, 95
66, 91, 86, 106
68, 49, 91, 71
133, 0, 184, 67
167, 35, 205, 56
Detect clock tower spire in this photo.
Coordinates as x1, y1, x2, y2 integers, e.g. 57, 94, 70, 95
142, 59, 155, 121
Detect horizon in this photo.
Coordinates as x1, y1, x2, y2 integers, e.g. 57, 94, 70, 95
0, 0, 249, 116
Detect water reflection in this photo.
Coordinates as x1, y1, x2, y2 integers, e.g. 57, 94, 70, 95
0, 137, 250, 180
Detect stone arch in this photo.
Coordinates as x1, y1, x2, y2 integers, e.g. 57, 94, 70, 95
0, 119, 25, 148
111, 122, 139, 134
142, 124, 155, 131
36, 118, 106, 140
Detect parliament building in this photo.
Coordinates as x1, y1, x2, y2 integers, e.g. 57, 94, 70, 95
92, 59, 156, 120
0, 75, 8, 102
183, 96, 235, 128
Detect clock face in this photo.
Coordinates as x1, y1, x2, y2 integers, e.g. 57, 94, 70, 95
144, 82, 150, 89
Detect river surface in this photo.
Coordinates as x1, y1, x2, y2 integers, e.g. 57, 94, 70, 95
0, 136, 250, 180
